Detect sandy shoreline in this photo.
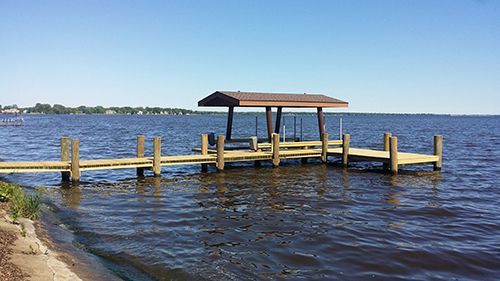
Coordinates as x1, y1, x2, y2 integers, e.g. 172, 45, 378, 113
0, 203, 82, 281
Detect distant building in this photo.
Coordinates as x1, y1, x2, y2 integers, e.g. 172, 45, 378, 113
105, 110, 116, 115
137, 111, 143, 115
1, 108, 20, 114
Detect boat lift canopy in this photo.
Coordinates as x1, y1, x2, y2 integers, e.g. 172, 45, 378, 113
198, 91, 348, 142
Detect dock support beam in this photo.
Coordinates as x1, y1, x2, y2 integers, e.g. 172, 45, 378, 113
434, 135, 443, 171
71, 139, 80, 182
342, 134, 350, 167
136, 135, 145, 177
266, 107, 273, 142
390, 136, 398, 174
153, 136, 161, 177
216, 135, 225, 171
226, 106, 234, 140
272, 133, 280, 167
201, 134, 208, 172
61, 137, 70, 181
317, 107, 325, 140
383, 132, 392, 170
321, 133, 329, 163
275, 107, 282, 134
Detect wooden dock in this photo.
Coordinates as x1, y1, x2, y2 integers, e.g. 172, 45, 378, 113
0, 132, 442, 182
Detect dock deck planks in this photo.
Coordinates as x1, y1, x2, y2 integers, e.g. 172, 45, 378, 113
0, 161, 70, 173
328, 148, 439, 165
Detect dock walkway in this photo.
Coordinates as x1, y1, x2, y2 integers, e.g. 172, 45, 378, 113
0, 132, 442, 182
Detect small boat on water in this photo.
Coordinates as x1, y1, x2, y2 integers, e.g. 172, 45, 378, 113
0, 116, 24, 126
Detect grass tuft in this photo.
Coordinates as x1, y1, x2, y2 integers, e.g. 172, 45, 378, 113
0, 181, 43, 221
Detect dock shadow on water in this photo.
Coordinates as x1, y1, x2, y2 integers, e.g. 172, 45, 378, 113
40, 162, 498, 281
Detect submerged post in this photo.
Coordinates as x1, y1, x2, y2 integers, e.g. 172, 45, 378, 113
71, 139, 80, 182
216, 135, 225, 171
389, 136, 398, 174
153, 136, 161, 177
434, 135, 443, 171
201, 134, 208, 172
136, 135, 145, 177
60, 137, 70, 181
342, 134, 350, 167
383, 132, 392, 170
321, 133, 329, 163
272, 133, 280, 167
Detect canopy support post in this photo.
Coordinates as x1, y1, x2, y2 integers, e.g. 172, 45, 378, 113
275, 107, 282, 134
317, 107, 325, 140
226, 106, 234, 140
266, 106, 273, 142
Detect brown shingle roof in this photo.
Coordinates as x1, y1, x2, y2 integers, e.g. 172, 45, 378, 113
198, 91, 348, 108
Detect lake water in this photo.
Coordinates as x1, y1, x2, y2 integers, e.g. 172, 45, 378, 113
0, 114, 499, 280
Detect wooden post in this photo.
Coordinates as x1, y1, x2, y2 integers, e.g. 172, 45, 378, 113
383, 132, 392, 170
201, 134, 208, 172
389, 136, 398, 174
71, 139, 80, 182
266, 107, 273, 142
434, 135, 443, 171
153, 136, 161, 177
272, 133, 280, 167
60, 137, 70, 181
275, 107, 282, 134
321, 132, 329, 163
342, 134, 350, 167
216, 135, 225, 171
317, 107, 325, 140
226, 106, 234, 140
383, 132, 392, 151
136, 135, 145, 177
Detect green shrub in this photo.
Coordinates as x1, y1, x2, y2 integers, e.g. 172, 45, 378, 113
0, 181, 43, 221
0, 181, 19, 202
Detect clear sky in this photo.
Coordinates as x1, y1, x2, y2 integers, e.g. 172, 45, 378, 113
1, 0, 499, 114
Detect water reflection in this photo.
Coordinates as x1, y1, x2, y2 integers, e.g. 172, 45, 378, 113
60, 183, 82, 209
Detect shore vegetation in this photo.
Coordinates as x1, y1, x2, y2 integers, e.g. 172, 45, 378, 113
0, 181, 42, 221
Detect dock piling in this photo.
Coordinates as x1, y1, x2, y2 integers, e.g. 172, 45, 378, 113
272, 133, 280, 167
321, 133, 329, 163
136, 135, 145, 177
60, 137, 70, 181
71, 139, 80, 182
342, 134, 350, 167
434, 135, 443, 170
389, 136, 398, 174
216, 135, 225, 171
153, 136, 161, 177
201, 134, 208, 172
383, 132, 392, 170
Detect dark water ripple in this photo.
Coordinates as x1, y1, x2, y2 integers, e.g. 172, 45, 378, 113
1, 114, 500, 280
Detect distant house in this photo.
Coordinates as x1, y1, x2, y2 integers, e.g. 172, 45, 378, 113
137, 111, 143, 115
105, 110, 116, 115
1, 108, 20, 114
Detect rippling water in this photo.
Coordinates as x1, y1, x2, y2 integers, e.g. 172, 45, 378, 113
0, 114, 499, 280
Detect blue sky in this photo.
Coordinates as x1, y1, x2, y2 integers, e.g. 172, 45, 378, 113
1, 0, 499, 114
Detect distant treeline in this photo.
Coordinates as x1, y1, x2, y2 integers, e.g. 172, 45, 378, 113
0, 103, 456, 116
3, 103, 202, 115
